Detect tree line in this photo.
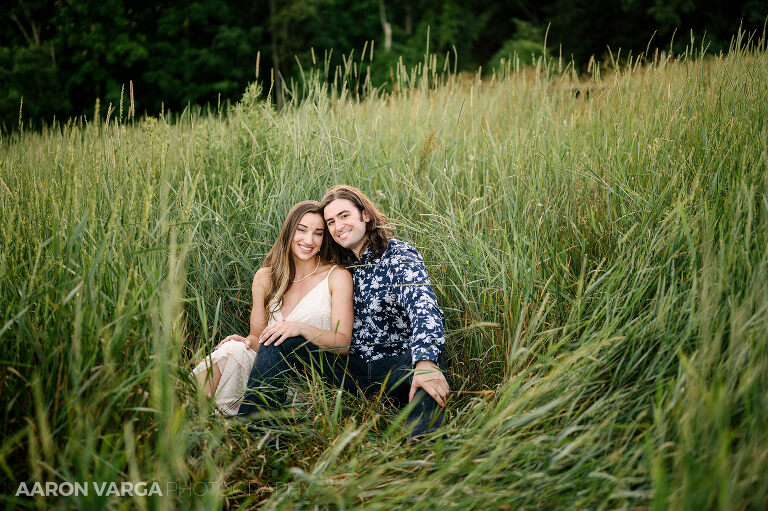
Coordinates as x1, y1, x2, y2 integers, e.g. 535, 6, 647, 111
2, 0, 765, 127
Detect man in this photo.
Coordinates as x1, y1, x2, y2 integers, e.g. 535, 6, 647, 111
240, 185, 448, 438
320, 186, 449, 417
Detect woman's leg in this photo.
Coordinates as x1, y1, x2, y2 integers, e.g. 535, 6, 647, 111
194, 362, 222, 398
205, 363, 222, 398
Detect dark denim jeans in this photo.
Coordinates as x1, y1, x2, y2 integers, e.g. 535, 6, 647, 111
238, 336, 445, 438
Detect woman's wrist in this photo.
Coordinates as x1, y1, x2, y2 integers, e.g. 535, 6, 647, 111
297, 323, 312, 341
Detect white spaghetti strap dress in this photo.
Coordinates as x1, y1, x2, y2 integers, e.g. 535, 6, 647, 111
192, 265, 337, 415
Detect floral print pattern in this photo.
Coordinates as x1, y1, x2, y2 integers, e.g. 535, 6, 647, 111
349, 239, 446, 365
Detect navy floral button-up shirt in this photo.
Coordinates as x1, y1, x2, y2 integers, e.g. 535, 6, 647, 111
349, 238, 446, 366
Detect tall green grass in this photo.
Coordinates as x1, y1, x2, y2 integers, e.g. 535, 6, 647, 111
1, 30, 767, 509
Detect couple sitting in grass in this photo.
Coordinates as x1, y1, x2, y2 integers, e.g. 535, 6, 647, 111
192, 185, 448, 438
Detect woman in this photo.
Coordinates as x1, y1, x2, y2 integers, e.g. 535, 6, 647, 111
192, 201, 354, 415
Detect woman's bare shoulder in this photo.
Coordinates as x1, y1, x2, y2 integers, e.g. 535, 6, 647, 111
253, 267, 272, 290
328, 265, 353, 288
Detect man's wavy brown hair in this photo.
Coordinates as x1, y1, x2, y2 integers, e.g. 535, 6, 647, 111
320, 185, 394, 262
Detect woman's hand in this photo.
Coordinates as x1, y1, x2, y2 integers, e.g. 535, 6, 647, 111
215, 334, 256, 351
258, 321, 306, 347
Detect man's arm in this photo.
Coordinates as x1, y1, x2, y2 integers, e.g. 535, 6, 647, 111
389, 242, 449, 406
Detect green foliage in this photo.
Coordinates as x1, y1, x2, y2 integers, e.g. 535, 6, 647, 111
2, 0, 766, 125
489, 19, 549, 71
1, 31, 768, 510
143, 2, 263, 111
648, 0, 696, 27
0, 45, 68, 126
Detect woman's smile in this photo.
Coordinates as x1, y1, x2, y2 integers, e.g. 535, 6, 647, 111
296, 242, 316, 254
292, 212, 325, 260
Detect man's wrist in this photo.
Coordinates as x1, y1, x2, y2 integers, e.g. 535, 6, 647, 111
412, 348, 442, 367
414, 360, 439, 370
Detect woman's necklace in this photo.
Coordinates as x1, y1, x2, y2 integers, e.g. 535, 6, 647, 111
293, 258, 320, 283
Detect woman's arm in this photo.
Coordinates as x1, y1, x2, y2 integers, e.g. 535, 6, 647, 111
259, 267, 354, 354
216, 267, 270, 351
245, 268, 270, 349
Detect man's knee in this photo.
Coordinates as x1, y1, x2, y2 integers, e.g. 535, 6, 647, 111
276, 336, 312, 355
406, 389, 445, 437
251, 336, 309, 370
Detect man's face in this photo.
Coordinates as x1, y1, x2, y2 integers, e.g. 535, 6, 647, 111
323, 198, 370, 257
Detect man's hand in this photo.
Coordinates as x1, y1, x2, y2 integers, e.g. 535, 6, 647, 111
409, 360, 449, 407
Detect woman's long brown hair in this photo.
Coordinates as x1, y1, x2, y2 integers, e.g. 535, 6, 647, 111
260, 201, 337, 318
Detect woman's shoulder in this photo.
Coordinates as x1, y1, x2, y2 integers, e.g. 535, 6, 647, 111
327, 265, 352, 288
253, 267, 272, 290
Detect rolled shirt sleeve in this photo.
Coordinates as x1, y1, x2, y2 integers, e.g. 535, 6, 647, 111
388, 242, 446, 365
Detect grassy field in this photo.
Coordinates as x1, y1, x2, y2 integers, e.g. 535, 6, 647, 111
1, 31, 767, 509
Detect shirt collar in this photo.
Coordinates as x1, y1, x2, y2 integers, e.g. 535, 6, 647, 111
358, 244, 374, 263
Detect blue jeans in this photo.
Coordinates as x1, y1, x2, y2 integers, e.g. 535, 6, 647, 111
238, 336, 445, 438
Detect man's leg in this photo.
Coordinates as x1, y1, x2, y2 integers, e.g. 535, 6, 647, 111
369, 352, 446, 439
238, 336, 333, 416
333, 354, 370, 395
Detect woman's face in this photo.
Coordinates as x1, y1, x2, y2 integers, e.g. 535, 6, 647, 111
292, 212, 325, 261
